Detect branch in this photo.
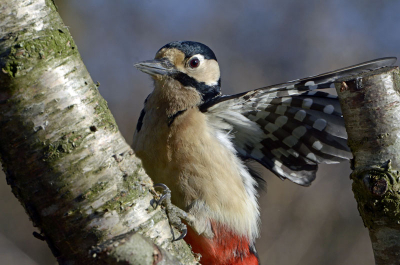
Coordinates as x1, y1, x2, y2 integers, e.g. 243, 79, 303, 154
336, 66, 400, 265
0, 0, 197, 264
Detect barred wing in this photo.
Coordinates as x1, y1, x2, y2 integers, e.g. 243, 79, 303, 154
201, 57, 396, 186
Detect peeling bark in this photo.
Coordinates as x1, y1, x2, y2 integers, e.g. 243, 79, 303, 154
0, 0, 197, 264
336, 66, 400, 265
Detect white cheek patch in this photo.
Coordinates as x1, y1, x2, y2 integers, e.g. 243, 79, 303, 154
186, 55, 220, 86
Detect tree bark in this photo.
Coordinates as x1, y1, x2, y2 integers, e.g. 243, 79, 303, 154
0, 0, 197, 264
336, 66, 400, 265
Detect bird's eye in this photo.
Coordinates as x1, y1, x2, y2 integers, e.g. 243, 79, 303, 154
189, 58, 200, 68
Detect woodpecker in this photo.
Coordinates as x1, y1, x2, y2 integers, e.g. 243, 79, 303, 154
132, 41, 396, 265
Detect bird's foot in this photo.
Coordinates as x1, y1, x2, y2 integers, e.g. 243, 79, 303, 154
153, 183, 195, 241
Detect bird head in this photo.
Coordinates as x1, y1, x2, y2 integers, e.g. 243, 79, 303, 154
135, 41, 221, 101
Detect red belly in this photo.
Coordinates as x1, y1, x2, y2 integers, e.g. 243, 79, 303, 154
183, 221, 259, 265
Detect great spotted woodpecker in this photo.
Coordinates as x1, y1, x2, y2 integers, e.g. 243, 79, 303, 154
132, 41, 396, 265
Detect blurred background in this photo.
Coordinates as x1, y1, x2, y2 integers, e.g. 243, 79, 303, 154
2, 0, 400, 264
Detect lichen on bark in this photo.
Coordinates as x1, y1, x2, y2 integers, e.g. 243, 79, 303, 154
336, 67, 400, 265
0, 0, 197, 264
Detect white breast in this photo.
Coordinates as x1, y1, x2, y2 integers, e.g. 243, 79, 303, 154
133, 105, 260, 242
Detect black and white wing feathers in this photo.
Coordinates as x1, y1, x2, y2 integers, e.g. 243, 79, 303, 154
201, 57, 396, 186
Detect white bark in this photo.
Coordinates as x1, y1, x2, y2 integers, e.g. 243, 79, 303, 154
0, 0, 197, 264
336, 66, 400, 265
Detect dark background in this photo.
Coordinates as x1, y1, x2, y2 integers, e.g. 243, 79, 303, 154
1, 1, 400, 264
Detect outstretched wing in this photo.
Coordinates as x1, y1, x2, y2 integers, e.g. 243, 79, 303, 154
201, 57, 397, 186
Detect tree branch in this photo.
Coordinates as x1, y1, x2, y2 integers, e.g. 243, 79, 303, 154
336, 66, 400, 265
0, 0, 197, 264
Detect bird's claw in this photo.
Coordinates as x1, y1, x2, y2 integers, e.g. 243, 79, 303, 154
153, 183, 171, 208
172, 226, 187, 242
153, 183, 169, 190
152, 183, 188, 241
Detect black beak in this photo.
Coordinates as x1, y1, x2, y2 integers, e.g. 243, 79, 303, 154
134, 59, 177, 76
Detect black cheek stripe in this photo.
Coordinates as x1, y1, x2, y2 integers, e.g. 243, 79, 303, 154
173, 72, 220, 101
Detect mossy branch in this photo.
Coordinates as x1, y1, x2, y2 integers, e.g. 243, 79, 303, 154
336, 66, 400, 265
0, 0, 197, 264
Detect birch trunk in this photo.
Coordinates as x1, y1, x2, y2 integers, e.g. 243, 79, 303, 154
336, 66, 400, 265
0, 0, 197, 264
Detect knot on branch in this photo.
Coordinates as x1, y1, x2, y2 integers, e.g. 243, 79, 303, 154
362, 170, 394, 197
371, 178, 388, 196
